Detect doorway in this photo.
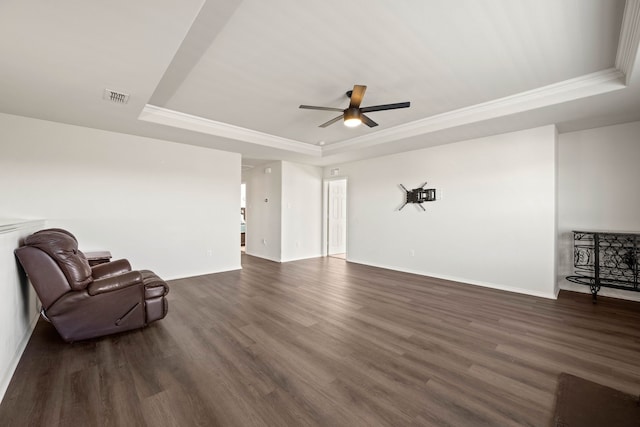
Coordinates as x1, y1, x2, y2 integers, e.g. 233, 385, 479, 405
326, 178, 347, 259
240, 183, 246, 252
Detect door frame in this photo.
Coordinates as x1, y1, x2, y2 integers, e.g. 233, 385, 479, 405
322, 177, 348, 258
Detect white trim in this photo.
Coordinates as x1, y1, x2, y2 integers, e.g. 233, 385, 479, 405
280, 253, 323, 263
141, 68, 625, 158
139, 1, 640, 159
0, 219, 45, 234
244, 251, 281, 263
162, 265, 243, 281
139, 105, 322, 157
346, 258, 559, 300
323, 68, 625, 154
616, 0, 640, 83
560, 282, 640, 302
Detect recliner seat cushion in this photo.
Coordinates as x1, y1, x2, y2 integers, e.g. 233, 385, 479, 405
25, 230, 93, 290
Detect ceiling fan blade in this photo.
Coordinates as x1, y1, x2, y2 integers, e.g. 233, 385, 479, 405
299, 105, 344, 112
319, 115, 344, 128
349, 85, 367, 108
360, 102, 410, 113
361, 114, 378, 128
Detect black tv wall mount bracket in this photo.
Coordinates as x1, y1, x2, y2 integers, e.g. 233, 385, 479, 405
398, 182, 436, 211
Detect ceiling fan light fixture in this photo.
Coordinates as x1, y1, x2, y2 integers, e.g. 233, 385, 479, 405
344, 118, 361, 127
300, 85, 410, 128
344, 107, 362, 127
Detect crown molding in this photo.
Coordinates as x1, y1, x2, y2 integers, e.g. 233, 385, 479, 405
325, 0, 639, 154
141, 1, 639, 159
323, 68, 625, 154
616, 0, 640, 83
0, 219, 45, 234
142, 66, 625, 158
141, 67, 625, 159
138, 104, 322, 157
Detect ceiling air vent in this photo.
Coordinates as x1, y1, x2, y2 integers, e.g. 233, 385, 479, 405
103, 89, 130, 104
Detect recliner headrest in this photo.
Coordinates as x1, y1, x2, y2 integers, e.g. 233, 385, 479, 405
25, 229, 92, 290
32, 228, 78, 243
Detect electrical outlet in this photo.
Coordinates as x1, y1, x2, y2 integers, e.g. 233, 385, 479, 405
410, 249, 415, 256
262, 239, 267, 245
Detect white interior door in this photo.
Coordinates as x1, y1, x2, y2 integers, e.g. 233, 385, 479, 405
328, 179, 347, 255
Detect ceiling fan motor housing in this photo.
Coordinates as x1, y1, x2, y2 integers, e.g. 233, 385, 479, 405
344, 107, 361, 120
344, 107, 362, 127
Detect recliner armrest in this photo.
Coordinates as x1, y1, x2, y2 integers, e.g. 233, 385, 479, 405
87, 271, 142, 296
91, 259, 132, 279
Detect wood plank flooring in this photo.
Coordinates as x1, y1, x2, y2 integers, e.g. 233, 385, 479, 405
1, 254, 639, 426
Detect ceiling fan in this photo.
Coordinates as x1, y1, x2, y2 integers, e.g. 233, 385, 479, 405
299, 85, 410, 128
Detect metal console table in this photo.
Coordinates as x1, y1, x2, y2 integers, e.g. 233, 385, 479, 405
566, 230, 639, 302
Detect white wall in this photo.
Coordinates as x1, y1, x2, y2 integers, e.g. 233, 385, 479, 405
281, 161, 322, 262
0, 220, 44, 404
0, 112, 241, 279
558, 120, 640, 301
245, 161, 282, 261
325, 125, 558, 299
245, 161, 323, 262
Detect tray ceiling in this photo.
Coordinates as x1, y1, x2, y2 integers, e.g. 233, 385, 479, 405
1, 0, 639, 166
152, 0, 624, 146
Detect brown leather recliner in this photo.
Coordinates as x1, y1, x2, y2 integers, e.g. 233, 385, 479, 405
14, 228, 169, 342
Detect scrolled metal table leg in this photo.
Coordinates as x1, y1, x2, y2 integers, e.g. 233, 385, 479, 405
589, 279, 599, 304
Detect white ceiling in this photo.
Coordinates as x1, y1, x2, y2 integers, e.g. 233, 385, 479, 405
1, 0, 639, 167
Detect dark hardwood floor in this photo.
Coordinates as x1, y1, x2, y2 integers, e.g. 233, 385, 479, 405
1, 254, 639, 426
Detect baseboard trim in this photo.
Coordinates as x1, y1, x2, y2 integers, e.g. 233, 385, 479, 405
280, 253, 323, 263
559, 282, 640, 302
244, 251, 281, 263
347, 258, 558, 300
164, 265, 243, 281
